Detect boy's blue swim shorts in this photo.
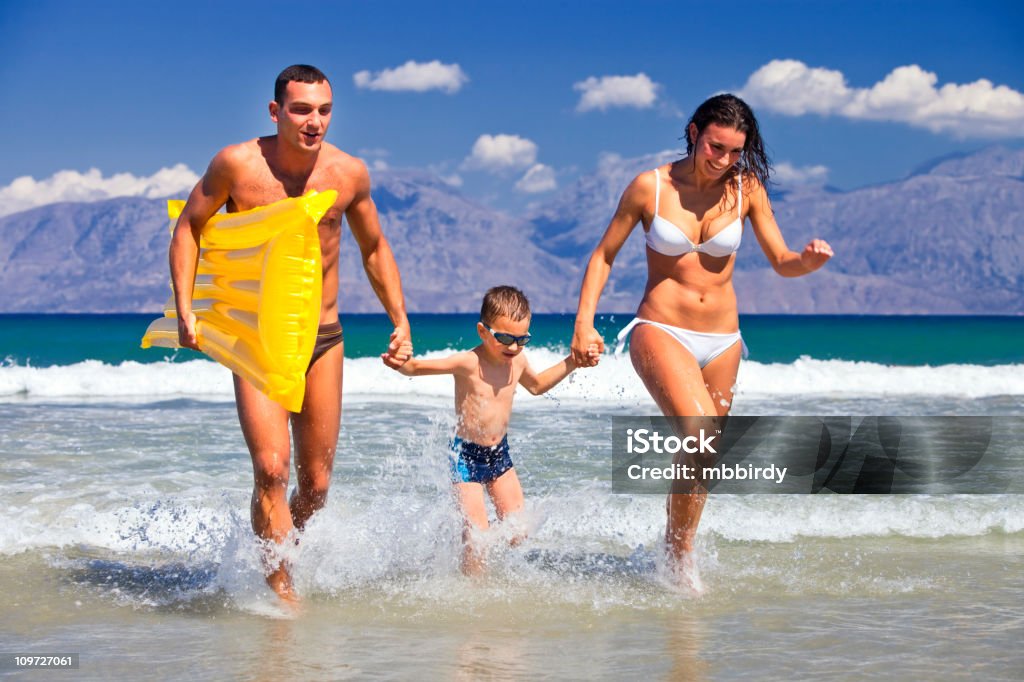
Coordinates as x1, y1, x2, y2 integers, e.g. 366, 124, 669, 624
449, 435, 514, 484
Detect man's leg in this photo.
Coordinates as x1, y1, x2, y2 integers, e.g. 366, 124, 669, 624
233, 373, 295, 600
290, 339, 344, 530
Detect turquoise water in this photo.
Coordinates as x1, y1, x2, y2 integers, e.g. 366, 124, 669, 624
2, 313, 1022, 366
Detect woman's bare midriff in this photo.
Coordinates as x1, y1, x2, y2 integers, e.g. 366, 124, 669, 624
635, 249, 740, 332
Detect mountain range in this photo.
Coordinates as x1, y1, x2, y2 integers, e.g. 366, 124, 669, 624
1, 146, 1021, 315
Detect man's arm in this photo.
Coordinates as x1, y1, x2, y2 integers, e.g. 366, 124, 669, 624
168, 149, 236, 349
345, 160, 411, 367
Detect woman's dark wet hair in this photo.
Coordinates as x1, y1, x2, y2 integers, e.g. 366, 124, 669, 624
685, 93, 772, 189
274, 64, 330, 105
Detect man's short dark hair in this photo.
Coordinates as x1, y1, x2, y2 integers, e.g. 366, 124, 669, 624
274, 65, 330, 105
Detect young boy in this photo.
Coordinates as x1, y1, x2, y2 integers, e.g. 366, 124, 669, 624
389, 286, 597, 575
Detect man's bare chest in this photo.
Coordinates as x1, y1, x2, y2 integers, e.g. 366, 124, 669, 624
228, 165, 349, 212
225, 174, 345, 236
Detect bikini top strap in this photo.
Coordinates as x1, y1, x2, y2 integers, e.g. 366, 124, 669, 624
653, 168, 661, 215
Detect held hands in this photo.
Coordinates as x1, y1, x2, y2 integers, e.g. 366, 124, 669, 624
567, 344, 600, 369
800, 239, 834, 272
177, 311, 200, 350
571, 325, 604, 368
380, 325, 413, 369
389, 340, 415, 375
395, 350, 416, 375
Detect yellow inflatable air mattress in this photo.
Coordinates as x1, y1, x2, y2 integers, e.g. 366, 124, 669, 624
141, 190, 337, 412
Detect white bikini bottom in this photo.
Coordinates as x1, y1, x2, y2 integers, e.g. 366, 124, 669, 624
614, 318, 749, 368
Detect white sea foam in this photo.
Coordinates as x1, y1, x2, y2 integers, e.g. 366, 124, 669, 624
0, 359, 235, 401
4, 487, 1021, 559
0, 497, 236, 558
2, 351, 1022, 403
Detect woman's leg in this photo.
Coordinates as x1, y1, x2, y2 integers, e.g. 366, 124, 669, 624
630, 324, 742, 585
700, 340, 742, 419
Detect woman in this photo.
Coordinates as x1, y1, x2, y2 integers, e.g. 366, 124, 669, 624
571, 93, 833, 589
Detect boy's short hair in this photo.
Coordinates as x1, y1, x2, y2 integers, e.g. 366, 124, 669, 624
480, 286, 531, 325
275, 64, 330, 105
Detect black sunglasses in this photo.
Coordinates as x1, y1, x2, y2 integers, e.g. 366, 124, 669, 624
483, 323, 531, 347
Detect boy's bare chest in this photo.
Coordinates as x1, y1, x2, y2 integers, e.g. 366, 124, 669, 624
460, 367, 519, 404
467, 381, 517, 403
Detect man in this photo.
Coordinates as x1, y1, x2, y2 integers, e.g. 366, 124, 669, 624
169, 65, 411, 603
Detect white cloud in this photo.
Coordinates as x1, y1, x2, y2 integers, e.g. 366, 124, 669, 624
574, 73, 660, 112
441, 174, 463, 188
739, 60, 851, 116
357, 148, 390, 171
463, 134, 538, 172
515, 164, 557, 193
740, 59, 1024, 138
596, 152, 624, 171
353, 60, 468, 94
773, 162, 829, 186
0, 164, 200, 217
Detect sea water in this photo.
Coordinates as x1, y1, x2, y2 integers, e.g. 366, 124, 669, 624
1, 314, 1022, 679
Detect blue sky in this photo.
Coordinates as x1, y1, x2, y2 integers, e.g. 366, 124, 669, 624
1, 0, 1021, 214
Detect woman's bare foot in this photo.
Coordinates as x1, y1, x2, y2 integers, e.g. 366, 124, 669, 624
666, 550, 705, 595
659, 544, 708, 593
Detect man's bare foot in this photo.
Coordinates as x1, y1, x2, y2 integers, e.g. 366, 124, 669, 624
267, 565, 301, 609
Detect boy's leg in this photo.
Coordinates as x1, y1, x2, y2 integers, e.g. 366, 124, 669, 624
486, 468, 524, 519
455, 482, 489, 575
486, 468, 526, 545
290, 340, 344, 530
233, 374, 296, 601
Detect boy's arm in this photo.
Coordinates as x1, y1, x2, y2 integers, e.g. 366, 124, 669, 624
395, 351, 473, 377
518, 354, 579, 396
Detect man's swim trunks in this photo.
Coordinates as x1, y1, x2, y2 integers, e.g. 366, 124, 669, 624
449, 435, 514, 484
308, 320, 343, 370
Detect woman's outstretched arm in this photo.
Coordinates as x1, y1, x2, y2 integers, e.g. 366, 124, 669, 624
746, 176, 833, 276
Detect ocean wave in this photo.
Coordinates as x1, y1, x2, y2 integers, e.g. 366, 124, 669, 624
1, 351, 1022, 403
3, 491, 1021, 559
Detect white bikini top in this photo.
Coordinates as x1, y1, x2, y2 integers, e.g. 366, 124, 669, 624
645, 167, 743, 258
